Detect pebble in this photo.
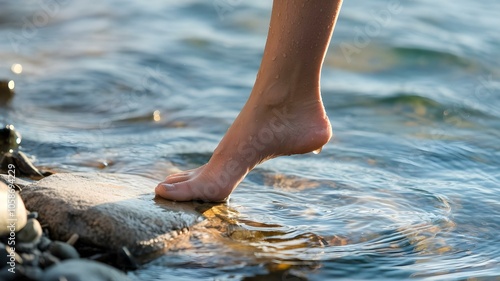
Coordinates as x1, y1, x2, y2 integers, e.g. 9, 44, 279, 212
1, 150, 44, 178
16, 218, 43, 244
40, 252, 60, 269
37, 235, 52, 251
17, 265, 44, 280
0, 182, 27, 236
42, 259, 133, 281
0, 124, 21, 154
49, 241, 80, 260
20, 251, 40, 266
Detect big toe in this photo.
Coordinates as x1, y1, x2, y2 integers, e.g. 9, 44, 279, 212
155, 181, 195, 202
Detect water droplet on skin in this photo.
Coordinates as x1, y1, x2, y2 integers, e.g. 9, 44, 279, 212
272, 56, 277, 61
282, 53, 287, 58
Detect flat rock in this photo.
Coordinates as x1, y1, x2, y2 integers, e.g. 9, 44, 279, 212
0, 173, 203, 258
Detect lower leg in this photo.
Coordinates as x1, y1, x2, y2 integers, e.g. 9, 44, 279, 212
155, 0, 343, 202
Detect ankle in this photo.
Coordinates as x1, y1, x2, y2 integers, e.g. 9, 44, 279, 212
251, 78, 321, 109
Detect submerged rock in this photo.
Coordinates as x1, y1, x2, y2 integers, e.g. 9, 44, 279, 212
42, 259, 133, 281
0, 173, 201, 259
0, 181, 27, 236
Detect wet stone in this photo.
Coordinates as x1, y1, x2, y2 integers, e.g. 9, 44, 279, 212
0, 150, 44, 179
20, 251, 40, 266
0, 173, 202, 258
38, 235, 52, 251
0, 124, 21, 154
42, 259, 133, 281
17, 265, 44, 280
40, 252, 60, 269
49, 241, 80, 260
17, 218, 43, 244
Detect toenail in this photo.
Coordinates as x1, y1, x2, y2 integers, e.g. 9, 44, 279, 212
161, 183, 176, 190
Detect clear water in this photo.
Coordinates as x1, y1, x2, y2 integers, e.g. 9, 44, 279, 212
1, 0, 499, 280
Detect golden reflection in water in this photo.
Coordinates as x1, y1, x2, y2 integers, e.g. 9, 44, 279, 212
8, 80, 15, 90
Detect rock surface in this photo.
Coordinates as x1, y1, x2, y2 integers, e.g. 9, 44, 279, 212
0, 173, 202, 259
0, 181, 27, 236
41, 259, 133, 281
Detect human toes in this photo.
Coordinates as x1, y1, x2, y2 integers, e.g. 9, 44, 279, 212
164, 173, 191, 184
155, 181, 195, 201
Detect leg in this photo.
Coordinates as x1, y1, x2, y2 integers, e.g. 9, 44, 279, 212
156, 0, 343, 202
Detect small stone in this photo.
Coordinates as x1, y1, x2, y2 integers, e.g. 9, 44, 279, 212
0, 124, 21, 154
17, 218, 43, 244
49, 241, 80, 260
1, 150, 43, 178
20, 252, 39, 266
40, 252, 60, 269
17, 265, 44, 280
0, 182, 27, 236
42, 259, 133, 281
37, 236, 52, 251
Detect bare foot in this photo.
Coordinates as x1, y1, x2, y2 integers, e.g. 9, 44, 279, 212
155, 85, 332, 202
155, 0, 343, 202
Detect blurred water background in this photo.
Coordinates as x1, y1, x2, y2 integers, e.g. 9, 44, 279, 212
1, 0, 499, 280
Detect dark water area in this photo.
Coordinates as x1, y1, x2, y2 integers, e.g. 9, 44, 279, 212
1, 0, 499, 280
